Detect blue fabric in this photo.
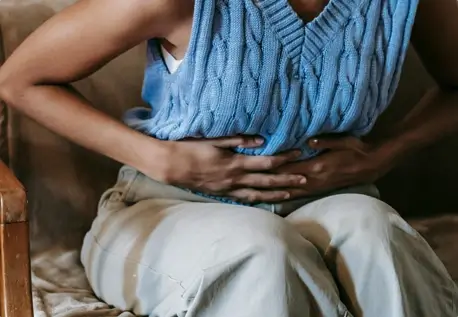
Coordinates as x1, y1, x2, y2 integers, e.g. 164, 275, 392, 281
126, 0, 419, 160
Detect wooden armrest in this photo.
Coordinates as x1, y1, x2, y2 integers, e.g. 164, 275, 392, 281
0, 160, 32, 317
0, 8, 33, 313
0, 160, 26, 224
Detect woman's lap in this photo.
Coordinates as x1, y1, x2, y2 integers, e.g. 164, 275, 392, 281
81, 167, 458, 316
82, 199, 344, 316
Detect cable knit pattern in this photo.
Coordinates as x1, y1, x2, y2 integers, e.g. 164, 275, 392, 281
125, 0, 419, 159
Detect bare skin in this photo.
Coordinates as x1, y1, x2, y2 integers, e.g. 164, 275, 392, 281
0, 0, 305, 203
0, 0, 458, 203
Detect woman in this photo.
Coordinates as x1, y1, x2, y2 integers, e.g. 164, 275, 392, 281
0, 0, 457, 316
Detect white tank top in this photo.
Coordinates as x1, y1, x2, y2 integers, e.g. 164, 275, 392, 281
161, 46, 183, 74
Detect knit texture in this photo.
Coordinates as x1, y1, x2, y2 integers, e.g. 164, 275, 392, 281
126, 0, 419, 159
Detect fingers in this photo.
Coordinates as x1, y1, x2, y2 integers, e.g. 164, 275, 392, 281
226, 173, 308, 203
227, 189, 291, 203
210, 135, 264, 148
284, 188, 313, 199
227, 186, 317, 203
234, 173, 307, 188
236, 151, 301, 171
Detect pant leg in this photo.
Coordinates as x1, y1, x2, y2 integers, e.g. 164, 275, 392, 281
81, 167, 352, 317
286, 193, 458, 317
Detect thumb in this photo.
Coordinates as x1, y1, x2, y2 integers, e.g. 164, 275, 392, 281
308, 136, 361, 151
210, 135, 265, 148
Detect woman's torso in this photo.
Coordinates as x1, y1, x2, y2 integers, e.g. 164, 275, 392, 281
125, 0, 419, 159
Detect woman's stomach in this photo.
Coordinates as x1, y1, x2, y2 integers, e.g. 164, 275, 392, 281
123, 106, 369, 160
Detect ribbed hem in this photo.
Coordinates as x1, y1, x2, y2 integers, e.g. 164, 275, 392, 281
259, 0, 361, 63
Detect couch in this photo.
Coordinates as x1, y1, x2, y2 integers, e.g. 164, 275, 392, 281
0, 0, 456, 316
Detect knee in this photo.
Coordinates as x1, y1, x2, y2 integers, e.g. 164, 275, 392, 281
336, 194, 413, 237
335, 194, 398, 234
181, 212, 329, 316
298, 194, 416, 244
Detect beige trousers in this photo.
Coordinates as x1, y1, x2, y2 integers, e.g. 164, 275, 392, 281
81, 165, 458, 317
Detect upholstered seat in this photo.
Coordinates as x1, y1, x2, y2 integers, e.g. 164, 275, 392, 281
0, 1, 456, 316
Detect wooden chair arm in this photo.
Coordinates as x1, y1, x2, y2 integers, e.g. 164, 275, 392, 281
0, 160, 32, 317
0, 160, 26, 224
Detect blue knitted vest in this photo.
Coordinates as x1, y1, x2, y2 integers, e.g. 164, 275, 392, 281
125, 0, 419, 159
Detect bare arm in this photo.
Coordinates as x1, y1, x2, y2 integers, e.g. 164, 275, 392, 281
376, 0, 458, 162
0, 0, 305, 202
272, 0, 458, 198
0, 0, 184, 178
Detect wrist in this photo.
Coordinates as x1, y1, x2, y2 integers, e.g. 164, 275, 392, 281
369, 135, 408, 176
129, 134, 173, 180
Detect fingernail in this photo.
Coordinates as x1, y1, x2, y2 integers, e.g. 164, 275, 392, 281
284, 193, 290, 199
309, 139, 319, 145
299, 177, 307, 184
255, 137, 264, 144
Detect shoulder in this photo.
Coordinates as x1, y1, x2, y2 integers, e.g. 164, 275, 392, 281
70, 0, 191, 39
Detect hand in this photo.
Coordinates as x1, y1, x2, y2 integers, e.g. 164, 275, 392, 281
274, 136, 393, 198
157, 136, 306, 203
